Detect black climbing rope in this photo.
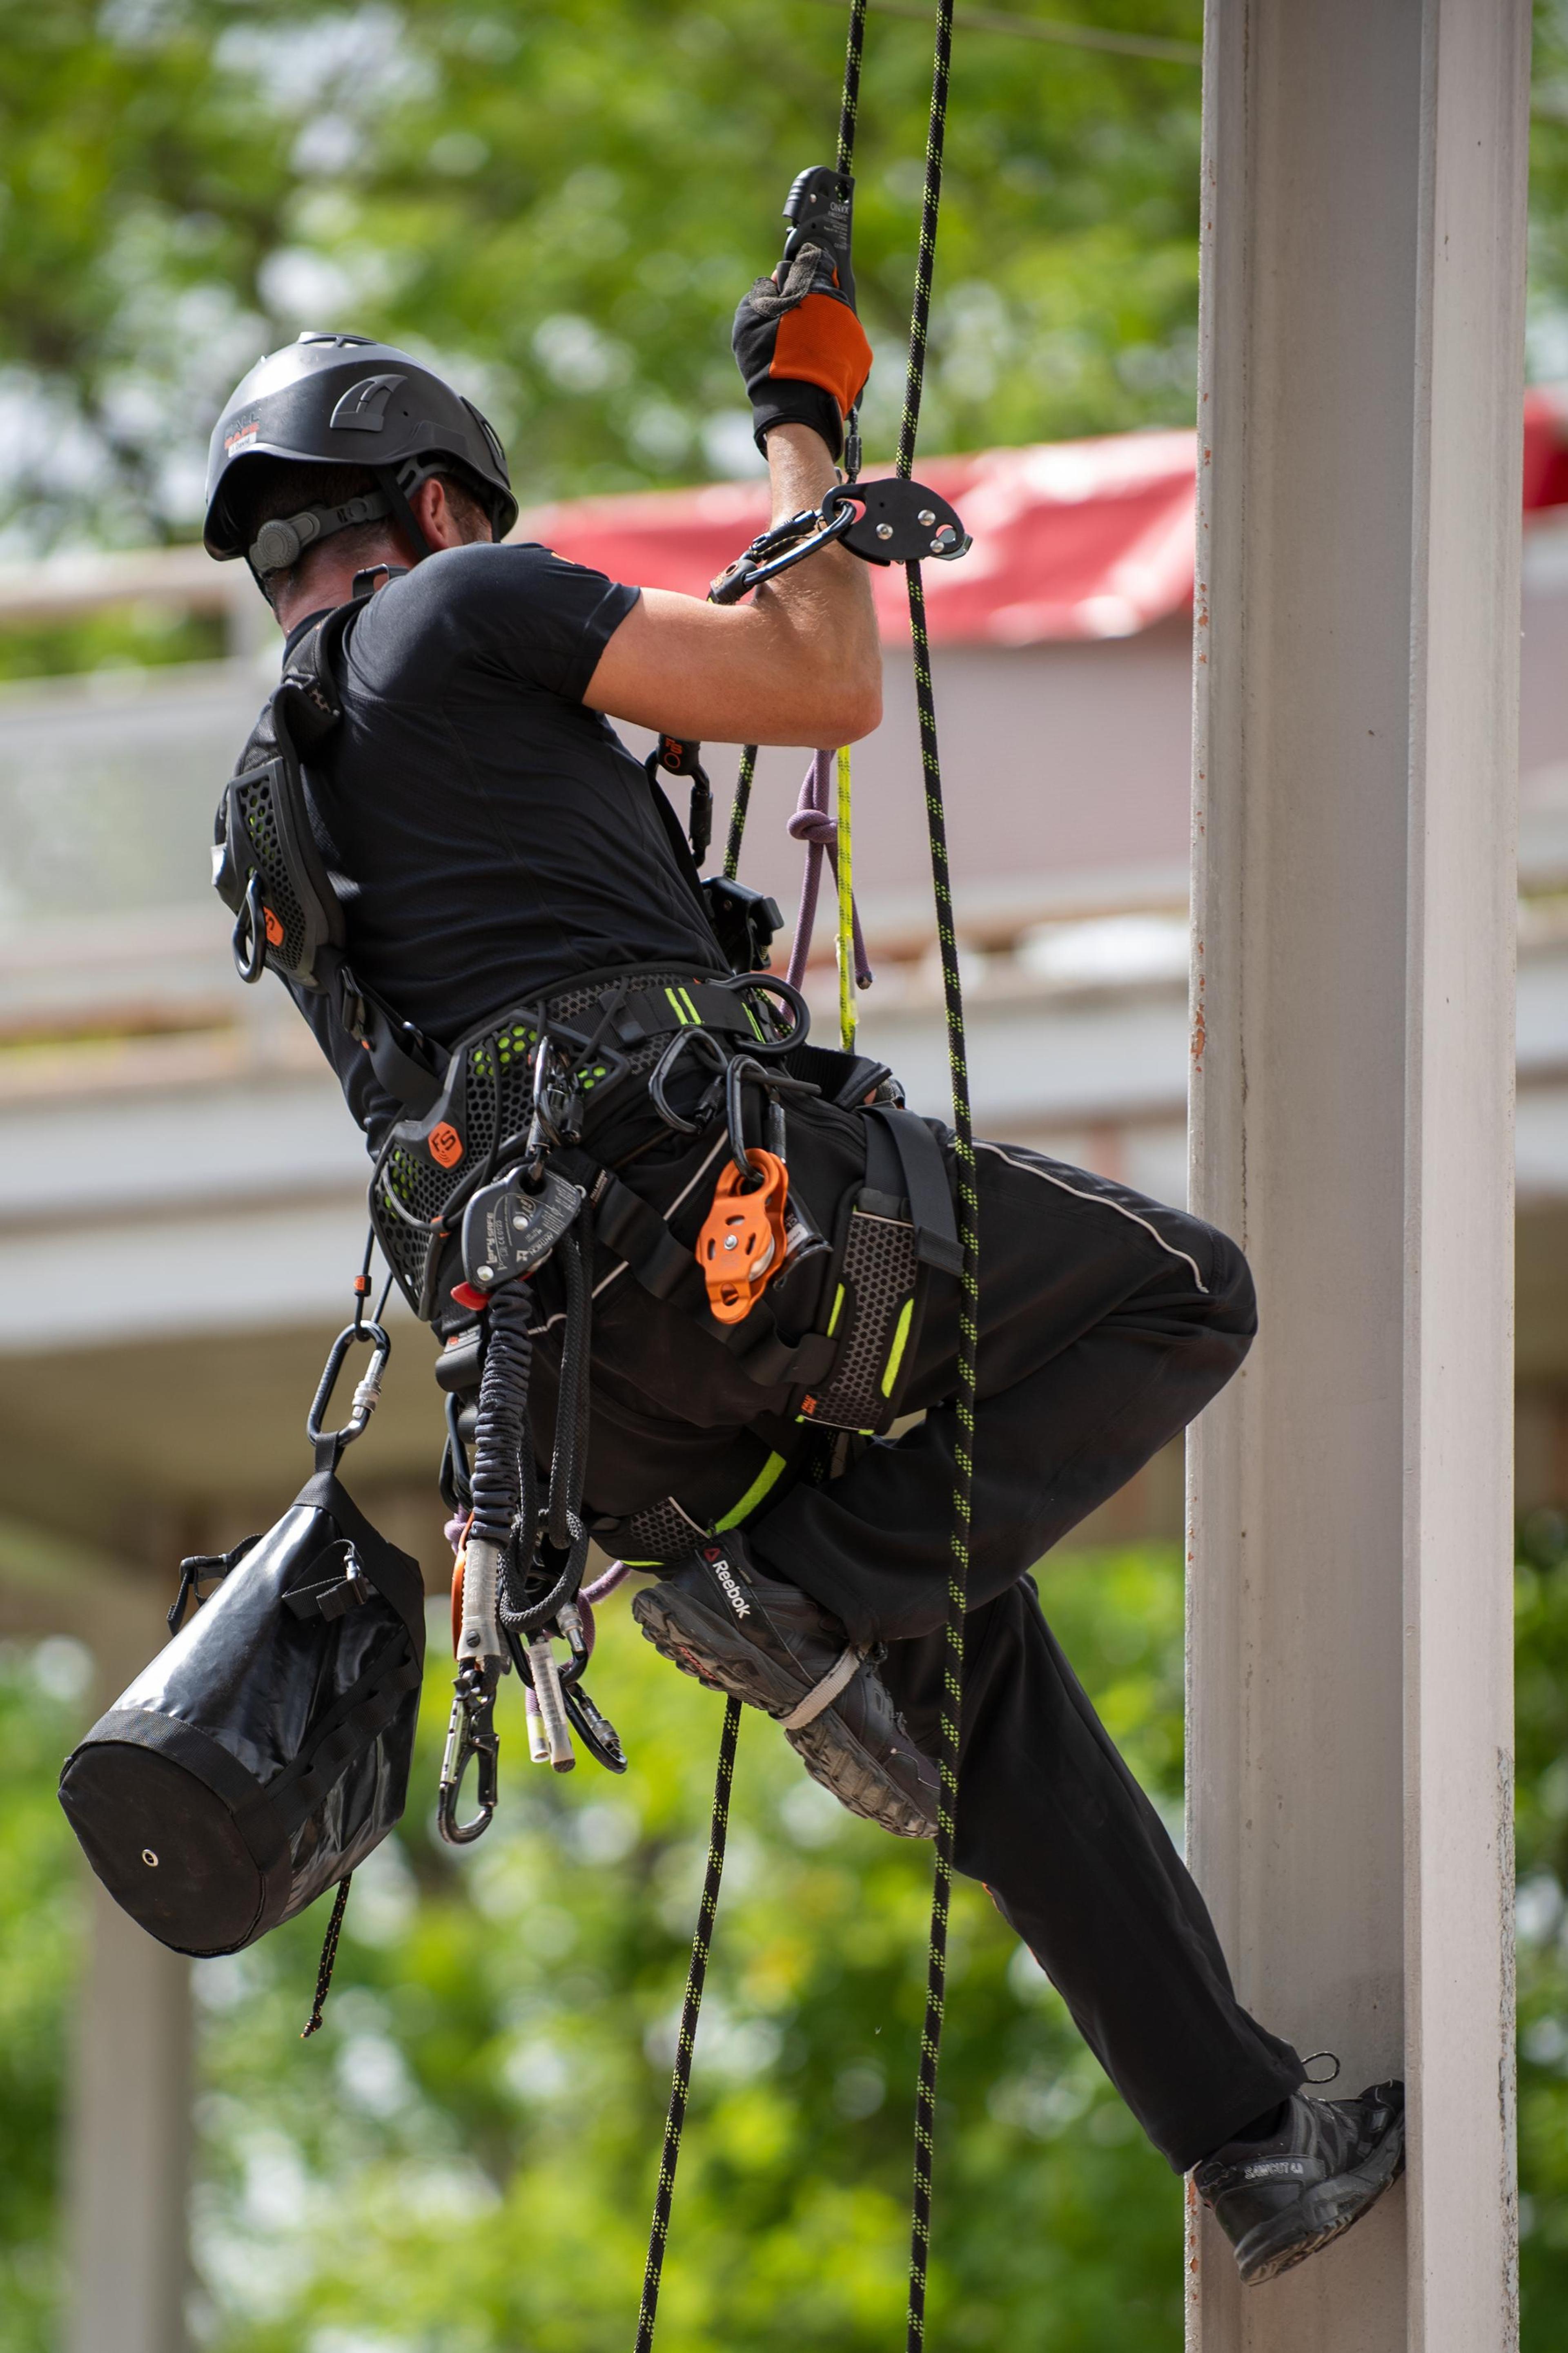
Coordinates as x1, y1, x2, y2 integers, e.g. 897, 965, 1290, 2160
837, 0, 870, 174
721, 0, 871, 881
893, 7, 970, 2346
722, 743, 757, 881
645, 7, 972, 2347
633, 1694, 741, 2353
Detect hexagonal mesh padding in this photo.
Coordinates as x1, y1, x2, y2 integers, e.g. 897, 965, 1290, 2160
803, 1208, 918, 1433
615, 1494, 705, 1565
233, 773, 308, 972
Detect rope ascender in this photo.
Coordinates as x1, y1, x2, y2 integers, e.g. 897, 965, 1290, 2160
636, 3, 978, 2347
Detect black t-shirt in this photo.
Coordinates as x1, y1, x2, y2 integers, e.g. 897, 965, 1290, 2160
283, 541, 728, 1138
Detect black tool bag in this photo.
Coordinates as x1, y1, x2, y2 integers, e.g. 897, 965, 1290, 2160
59, 1472, 425, 1958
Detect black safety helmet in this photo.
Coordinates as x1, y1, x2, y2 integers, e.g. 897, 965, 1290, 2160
204, 330, 518, 580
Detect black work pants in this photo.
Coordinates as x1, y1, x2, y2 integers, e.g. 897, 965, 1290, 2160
579, 1117, 1302, 2171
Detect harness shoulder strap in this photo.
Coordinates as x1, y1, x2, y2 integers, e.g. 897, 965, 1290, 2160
276, 602, 356, 747
866, 1106, 962, 1274
218, 599, 445, 1119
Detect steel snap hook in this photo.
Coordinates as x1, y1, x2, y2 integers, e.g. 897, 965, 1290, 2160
437, 1669, 499, 1844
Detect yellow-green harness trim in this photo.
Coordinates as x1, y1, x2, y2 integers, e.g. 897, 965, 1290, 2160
711, 1449, 789, 1533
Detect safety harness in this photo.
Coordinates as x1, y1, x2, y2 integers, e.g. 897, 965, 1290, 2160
214, 592, 961, 1657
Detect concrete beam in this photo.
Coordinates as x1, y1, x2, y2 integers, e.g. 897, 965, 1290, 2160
1188, 1, 1527, 2346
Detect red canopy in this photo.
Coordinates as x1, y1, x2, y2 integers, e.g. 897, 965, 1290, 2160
519, 390, 1568, 648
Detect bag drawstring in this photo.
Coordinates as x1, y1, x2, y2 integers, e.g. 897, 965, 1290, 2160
301, 1873, 353, 2039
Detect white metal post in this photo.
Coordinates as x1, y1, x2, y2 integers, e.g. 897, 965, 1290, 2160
65, 1605, 192, 2353
1188, 2, 1527, 2348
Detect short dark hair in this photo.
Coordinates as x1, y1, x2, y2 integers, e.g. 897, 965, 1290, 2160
235, 456, 493, 608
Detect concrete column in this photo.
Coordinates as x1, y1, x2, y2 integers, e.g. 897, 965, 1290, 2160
66, 1885, 192, 2353
65, 1603, 192, 2353
1187, 3, 1527, 2349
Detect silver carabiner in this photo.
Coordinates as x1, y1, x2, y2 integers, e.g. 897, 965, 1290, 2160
437, 1667, 499, 1844
306, 1321, 392, 1459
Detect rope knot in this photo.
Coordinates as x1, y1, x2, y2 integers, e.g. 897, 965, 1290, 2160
787, 807, 837, 847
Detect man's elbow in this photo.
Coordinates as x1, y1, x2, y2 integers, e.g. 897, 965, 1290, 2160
812, 674, 882, 747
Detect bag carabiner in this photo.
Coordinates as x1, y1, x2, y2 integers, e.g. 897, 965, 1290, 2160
306, 1320, 392, 1470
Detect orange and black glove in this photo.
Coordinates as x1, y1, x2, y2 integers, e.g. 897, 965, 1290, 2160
732, 205, 871, 463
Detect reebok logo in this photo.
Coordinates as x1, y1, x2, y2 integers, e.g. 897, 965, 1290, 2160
709, 1557, 751, 1619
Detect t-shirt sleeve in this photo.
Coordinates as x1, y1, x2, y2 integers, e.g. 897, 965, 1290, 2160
433, 541, 640, 703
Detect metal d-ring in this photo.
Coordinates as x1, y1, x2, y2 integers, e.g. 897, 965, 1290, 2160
724, 1053, 822, 1182
716, 970, 811, 1056
232, 870, 269, 984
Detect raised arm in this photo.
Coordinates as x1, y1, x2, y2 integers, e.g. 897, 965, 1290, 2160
582, 422, 881, 748
584, 174, 880, 750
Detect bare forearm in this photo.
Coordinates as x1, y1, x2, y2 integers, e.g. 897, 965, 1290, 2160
753, 422, 881, 718
582, 424, 882, 747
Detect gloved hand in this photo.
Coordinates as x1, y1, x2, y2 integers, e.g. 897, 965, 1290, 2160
731, 239, 872, 463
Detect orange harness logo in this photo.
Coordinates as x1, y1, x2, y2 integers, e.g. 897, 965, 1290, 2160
263, 906, 285, 948
428, 1123, 464, 1169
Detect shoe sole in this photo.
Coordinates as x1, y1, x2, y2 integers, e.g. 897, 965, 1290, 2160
632, 1582, 937, 1840
1235, 2113, 1407, 2286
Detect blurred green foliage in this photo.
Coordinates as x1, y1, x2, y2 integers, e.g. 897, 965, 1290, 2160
0, 0, 1207, 547
0, 3, 1567, 559
191, 1546, 1187, 2353
0, 605, 226, 682
0, 1639, 90, 2353
7, 1533, 1568, 2346
1515, 1510, 1568, 2337
2, 1548, 1189, 2353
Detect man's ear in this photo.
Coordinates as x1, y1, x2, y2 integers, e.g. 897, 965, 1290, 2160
409, 475, 453, 549
411, 475, 490, 550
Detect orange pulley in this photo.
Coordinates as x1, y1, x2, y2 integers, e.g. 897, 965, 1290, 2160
695, 1150, 789, 1324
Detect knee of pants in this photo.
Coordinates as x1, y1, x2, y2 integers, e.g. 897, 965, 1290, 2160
1188, 1217, 1257, 1347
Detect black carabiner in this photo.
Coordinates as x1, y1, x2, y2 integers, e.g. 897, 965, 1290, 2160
708, 500, 857, 607
233, 869, 269, 984
648, 1027, 731, 1135
724, 1054, 821, 1181
306, 1320, 392, 1463
525, 1033, 585, 1171
437, 1669, 500, 1845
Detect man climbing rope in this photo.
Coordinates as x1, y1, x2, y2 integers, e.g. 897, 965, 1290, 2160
203, 206, 1403, 2286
